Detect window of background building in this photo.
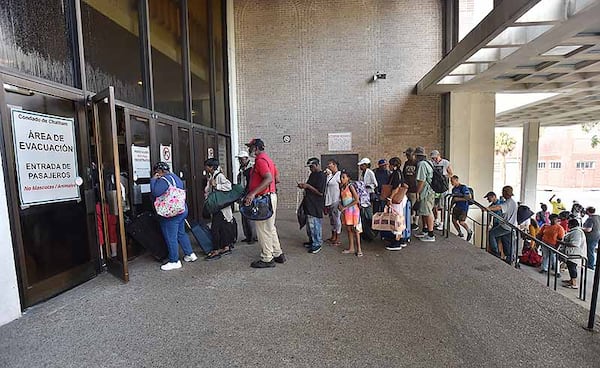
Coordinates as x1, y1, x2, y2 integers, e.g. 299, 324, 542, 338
550, 161, 562, 169
538, 161, 546, 169
0, 0, 76, 86
576, 161, 595, 169
212, 0, 227, 133
188, 0, 211, 127
458, 0, 494, 42
81, 0, 144, 106
149, 0, 185, 120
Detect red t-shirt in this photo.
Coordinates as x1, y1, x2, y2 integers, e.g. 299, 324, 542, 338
248, 152, 277, 195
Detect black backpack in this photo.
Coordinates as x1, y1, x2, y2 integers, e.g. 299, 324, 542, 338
425, 161, 449, 194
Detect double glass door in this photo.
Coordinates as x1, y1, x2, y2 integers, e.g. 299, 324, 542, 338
0, 76, 97, 307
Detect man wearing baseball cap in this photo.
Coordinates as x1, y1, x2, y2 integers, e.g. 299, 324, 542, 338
374, 159, 390, 212
414, 147, 436, 242
298, 157, 327, 254
357, 157, 378, 240
243, 138, 285, 268
236, 150, 256, 244
430, 149, 453, 231
403, 148, 419, 230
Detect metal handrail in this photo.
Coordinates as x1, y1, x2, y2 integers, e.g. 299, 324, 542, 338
441, 194, 588, 303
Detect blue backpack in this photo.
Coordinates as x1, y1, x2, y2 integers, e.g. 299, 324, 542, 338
352, 181, 371, 207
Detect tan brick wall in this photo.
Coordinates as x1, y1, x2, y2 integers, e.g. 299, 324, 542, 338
233, 0, 443, 208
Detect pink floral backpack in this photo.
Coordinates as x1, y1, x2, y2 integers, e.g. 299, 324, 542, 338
154, 175, 186, 217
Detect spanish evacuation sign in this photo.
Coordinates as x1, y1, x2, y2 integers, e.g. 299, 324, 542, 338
11, 109, 80, 207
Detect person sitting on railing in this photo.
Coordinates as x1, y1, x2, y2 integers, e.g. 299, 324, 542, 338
558, 218, 586, 289
537, 214, 565, 275
449, 175, 473, 241
487, 186, 518, 263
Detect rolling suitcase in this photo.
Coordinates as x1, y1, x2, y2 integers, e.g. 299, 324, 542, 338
126, 212, 168, 261
186, 220, 214, 254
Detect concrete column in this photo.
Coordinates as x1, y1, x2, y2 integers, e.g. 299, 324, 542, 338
520, 121, 540, 209
0, 150, 21, 326
448, 92, 495, 246
449, 92, 495, 196
226, 0, 240, 181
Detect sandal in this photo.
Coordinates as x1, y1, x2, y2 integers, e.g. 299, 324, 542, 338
342, 249, 354, 254
356, 252, 363, 257
330, 241, 341, 247
205, 252, 221, 261
220, 248, 232, 256
562, 284, 578, 289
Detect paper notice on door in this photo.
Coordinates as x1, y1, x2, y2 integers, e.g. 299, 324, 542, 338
132, 145, 151, 179
140, 183, 151, 194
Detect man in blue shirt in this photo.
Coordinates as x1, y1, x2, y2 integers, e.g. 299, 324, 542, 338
450, 175, 473, 241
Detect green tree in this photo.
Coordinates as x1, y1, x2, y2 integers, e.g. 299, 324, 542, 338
581, 122, 600, 148
495, 131, 517, 186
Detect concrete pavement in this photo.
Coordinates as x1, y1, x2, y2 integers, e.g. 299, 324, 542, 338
1, 210, 599, 367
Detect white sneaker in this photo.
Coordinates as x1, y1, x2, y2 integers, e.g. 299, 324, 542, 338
160, 261, 182, 271
421, 235, 436, 242
183, 253, 198, 262
435, 224, 444, 231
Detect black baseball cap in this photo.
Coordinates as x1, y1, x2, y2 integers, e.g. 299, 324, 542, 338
245, 138, 265, 149
306, 157, 320, 167
484, 191, 496, 198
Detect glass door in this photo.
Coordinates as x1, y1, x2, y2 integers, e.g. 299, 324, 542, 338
0, 77, 97, 307
92, 87, 128, 282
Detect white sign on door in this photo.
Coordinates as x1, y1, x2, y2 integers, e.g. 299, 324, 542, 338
131, 145, 151, 179
160, 144, 173, 171
11, 109, 80, 207
328, 132, 352, 151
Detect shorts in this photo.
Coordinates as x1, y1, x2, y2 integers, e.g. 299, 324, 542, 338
417, 192, 435, 217
452, 207, 467, 222
434, 193, 443, 207
407, 193, 417, 213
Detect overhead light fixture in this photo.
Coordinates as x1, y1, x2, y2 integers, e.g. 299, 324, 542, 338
137, 80, 143, 86
542, 45, 585, 56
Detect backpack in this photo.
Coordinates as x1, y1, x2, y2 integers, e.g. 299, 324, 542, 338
425, 161, 449, 194
352, 181, 371, 207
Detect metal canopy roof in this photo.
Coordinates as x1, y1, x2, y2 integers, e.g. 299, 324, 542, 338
417, 0, 600, 126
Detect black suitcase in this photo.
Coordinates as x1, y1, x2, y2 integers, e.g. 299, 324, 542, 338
126, 212, 168, 261
186, 220, 214, 254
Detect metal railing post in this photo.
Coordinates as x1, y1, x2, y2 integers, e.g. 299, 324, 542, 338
587, 267, 599, 330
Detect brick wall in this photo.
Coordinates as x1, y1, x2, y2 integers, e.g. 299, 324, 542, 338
233, 0, 443, 208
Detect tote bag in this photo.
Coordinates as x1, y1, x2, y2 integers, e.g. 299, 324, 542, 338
154, 176, 186, 218
372, 205, 405, 233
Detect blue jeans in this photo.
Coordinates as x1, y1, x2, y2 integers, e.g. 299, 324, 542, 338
587, 235, 599, 269
159, 210, 193, 263
541, 247, 557, 272
306, 215, 323, 250
488, 225, 512, 259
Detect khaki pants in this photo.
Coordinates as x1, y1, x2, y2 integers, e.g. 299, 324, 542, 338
255, 193, 283, 262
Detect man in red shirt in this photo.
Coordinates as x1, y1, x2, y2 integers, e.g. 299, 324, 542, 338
243, 138, 285, 268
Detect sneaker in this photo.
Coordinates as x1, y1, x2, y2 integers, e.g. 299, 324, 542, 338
539, 269, 547, 274
466, 230, 473, 242
457, 232, 464, 238
183, 253, 198, 262
386, 243, 402, 251
414, 232, 426, 238
160, 261, 182, 271
303, 241, 312, 248
400, 241, 408, 248
273, 253, 287, 264
309, 246, 322, 254
435, 224, 444, 231
250, 260, 275, 268
411, 223, 419, 230
421, 235, 436, 242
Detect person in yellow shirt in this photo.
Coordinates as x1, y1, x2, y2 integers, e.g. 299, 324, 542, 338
549, 194, 566, 214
